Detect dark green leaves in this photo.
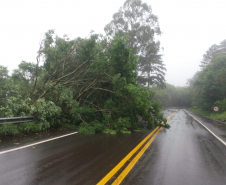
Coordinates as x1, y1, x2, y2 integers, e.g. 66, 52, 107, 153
105, 0, 165, 88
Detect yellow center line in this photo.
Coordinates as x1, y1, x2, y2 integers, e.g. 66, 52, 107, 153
96, 126, 160, 185
111, 111, 177, 185
112, 127, 163, 185
97, 111, 177, 185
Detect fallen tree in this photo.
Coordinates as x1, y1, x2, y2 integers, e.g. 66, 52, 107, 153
0, 30, 166, 135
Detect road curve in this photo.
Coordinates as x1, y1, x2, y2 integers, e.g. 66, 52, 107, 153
121, 109, 226, 185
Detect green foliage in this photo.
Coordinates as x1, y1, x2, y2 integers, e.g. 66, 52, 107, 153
113, 117, 131, 132
18, 122, 44, 133
30, 98, 61, 127
105, 0, 166, 88
210, 112, 226, 121
78, 120, 104, 134
189, 108, 226, 121
150, 83, 191, 108
191, 55, 226, 110
133, 129, 149, 132
164, 123, 171, 128
214, 100, 226, 112
200, 39, 226, 69
1, 29, 165, 135
187, 39, 226, 114
78, 122, 95, 134
0, 96, 31, 117
0, 124, 20, 136
0, 96, 61, 135
102, 129, 116, 134
0, 65, 16, 106
120, 130, 131, 134
11, 61, 43, 99
146, 122, 155, 129
0, 122, 45, 136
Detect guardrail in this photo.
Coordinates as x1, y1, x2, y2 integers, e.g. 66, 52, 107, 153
0, 116, 34, 125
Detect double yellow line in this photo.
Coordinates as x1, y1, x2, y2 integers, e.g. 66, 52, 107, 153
97, 111, 177, 185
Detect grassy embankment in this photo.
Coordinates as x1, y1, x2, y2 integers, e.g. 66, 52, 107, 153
188, 108, 226, 121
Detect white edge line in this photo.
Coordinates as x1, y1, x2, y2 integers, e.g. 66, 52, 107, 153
0, 131, 78, 155
184, 109, 226, 147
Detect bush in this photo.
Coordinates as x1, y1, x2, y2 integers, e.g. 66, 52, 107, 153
78, 120, 104, 134
0, 124, 20, 136
18, 121, 49, 133
30, 98, 61, 126
78, 122, 95, 134
214, 100, 226, 112
0, 121, 48, 136
164, 123, 171, 128
147, 122, 155, 129
102, 129, 116, 134
113, 117, 131, 132
0, 96, 31, 117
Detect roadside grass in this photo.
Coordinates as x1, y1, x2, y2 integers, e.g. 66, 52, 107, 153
188, 108, 226, 121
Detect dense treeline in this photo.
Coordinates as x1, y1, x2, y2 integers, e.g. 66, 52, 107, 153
0, 0, 167, 136
151, 39, 226, 119
149, 84, 191, 108
188, 39, 226, 112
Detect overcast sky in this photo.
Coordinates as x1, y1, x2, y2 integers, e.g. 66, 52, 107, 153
0, 0, 225, 86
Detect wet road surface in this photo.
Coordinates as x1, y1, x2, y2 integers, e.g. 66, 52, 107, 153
0, 109, 226, 185
186, 109, 226, 142
0, 130, 149, 185
122, 109, 226, 185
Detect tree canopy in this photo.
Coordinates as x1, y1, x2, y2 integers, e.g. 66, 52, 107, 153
149, 83, 191, 108
184, 38, 226, 113
105, 0, 166, 88
200, 39, 226, 69
0, 0, 167, 135
191, 54, 226, 110
0, 30, 165, 135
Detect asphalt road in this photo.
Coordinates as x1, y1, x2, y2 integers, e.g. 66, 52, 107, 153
122, 109, 226, 185
0, 129, 149, 185
0, 109, 226, 185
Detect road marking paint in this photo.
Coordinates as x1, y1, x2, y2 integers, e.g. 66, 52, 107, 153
184, 110, 226, 147
0, 132, 78, 155
96, 126, 160, 185
111, 111, 177, 185
112, 127, 162, 185
97, 111, 178, 185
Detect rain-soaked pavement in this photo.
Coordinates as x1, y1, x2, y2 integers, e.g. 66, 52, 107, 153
122, 109, 226, 185
0, 129, 150, 184
0, 109, 226, 185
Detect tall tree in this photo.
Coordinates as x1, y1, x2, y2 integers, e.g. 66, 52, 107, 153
200, 44, 219, 69
193, 55, 226, 110
200, 39, 226, 69
104, 0, 166, 88
0, 66, 15, 105
0, 66, 9, 104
